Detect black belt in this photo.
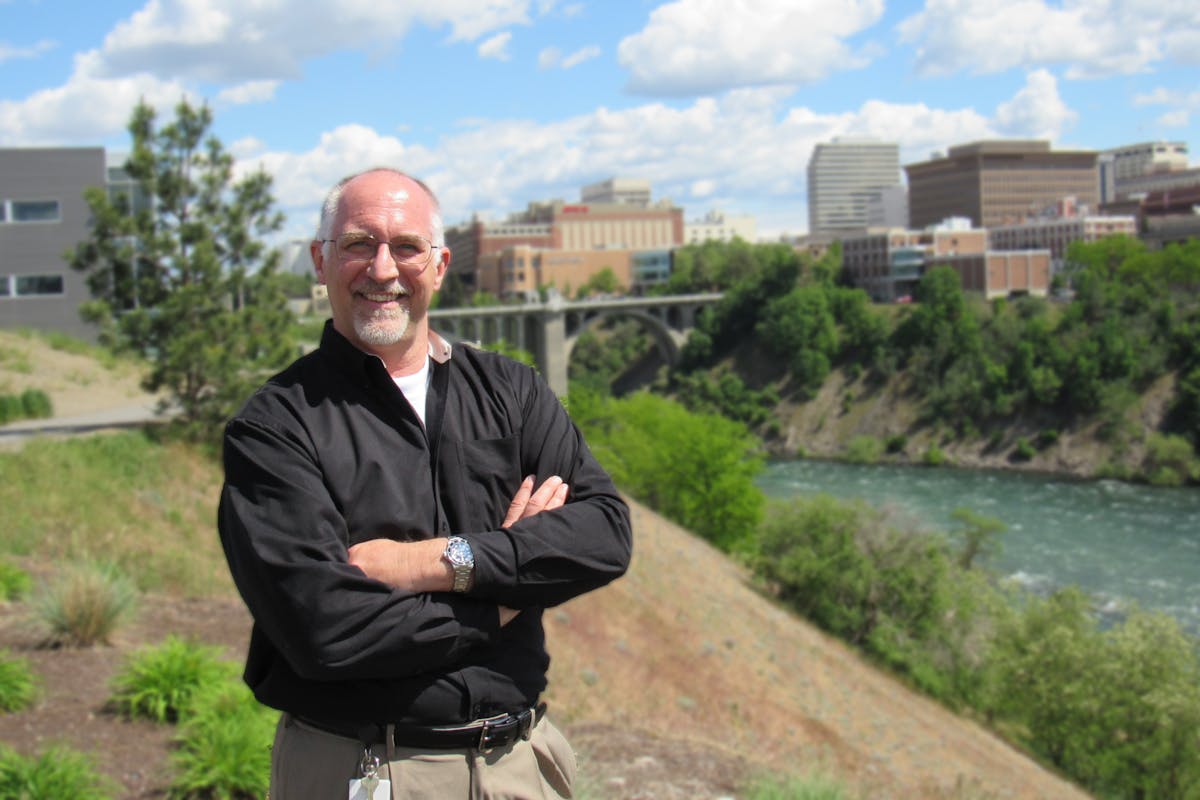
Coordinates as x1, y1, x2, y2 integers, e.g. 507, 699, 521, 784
296, 702, 546, 754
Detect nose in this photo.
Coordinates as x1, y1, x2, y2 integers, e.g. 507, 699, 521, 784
365, 241, 400, 281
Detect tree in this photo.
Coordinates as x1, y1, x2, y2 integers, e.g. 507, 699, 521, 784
572, 391, 764, 550
70, 100, 295, 440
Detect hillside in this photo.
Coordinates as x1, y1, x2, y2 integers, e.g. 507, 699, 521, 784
0, 330, 1090, 798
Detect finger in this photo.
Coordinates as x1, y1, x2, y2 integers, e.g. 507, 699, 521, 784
501, 475, 535, 529
523, 475, 564, 517
548, 481, 569, 511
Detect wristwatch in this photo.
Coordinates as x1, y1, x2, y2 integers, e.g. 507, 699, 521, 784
443, 536, 474, 593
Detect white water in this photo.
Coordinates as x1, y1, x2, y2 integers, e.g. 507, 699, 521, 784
757, 460, 1200, 634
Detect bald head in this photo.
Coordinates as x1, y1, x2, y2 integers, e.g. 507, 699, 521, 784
317, 168, 444, 247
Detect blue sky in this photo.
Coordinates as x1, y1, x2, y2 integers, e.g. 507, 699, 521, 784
2, 0, 1197, 242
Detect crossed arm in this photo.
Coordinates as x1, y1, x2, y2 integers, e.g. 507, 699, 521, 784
346, 474, 569, 625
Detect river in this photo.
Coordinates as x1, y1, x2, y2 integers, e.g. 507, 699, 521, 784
757, 460, 1200, 635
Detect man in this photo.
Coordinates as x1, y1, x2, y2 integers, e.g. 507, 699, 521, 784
218, 167, 632, 799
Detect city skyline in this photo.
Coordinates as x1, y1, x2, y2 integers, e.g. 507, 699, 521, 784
1, 0, 1197, 243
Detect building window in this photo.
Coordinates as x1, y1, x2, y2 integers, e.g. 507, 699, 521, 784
14, 274, 65, 296
4, 199, 61, 223
0, 277, 9, 297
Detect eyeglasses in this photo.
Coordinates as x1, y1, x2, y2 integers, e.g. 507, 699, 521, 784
322, 233, 441, 274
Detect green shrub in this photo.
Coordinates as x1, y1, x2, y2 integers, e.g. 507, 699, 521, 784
742, 770, 852, 800
0, 395, 23, 425
0, 559, 31, 602
1143, 432, 1198, 485
922, 445, 945, 466
169, 680, 277, 800
19, 389, 53, 419
1012, 437, 1036, 462
0, 651, 38, 712
1036, 429, 1059, 449
33, 563, 137, 647
884, 434, 908, 455
110, 636, 237, 723
844, 435, 883, 464
0, 744, 118, 799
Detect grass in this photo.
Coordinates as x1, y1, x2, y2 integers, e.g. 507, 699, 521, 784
0, 745, 119, 799
32, 562, 138, 647
0, 559, 31, 602
110, 636, 238, 723
742, 771, 854, 800
0, 431, 231, 596
168, 679, 277, 800
0, 651, 39, 712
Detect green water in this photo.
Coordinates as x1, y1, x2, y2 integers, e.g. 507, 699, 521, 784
757, 460, 1200, 634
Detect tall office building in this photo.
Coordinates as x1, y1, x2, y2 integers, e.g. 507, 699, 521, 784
905, 140, 1098, 230
807, 138, 901, 235
1098, 141, 1188, 204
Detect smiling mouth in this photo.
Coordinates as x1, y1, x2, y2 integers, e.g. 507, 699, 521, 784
357, 286, 411, 304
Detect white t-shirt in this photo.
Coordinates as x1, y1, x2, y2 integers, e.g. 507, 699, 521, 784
392, 356, 431, 427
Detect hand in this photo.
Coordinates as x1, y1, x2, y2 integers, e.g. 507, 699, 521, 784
348, 475, 570, 599
501, 475, 569, 528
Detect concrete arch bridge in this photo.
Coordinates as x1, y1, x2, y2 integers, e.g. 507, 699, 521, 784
428, 293, 723, 396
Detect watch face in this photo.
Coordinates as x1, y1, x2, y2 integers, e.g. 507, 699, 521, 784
446, 538, 473, 566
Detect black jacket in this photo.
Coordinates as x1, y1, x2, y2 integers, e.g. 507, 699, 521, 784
218, 323, 632, 724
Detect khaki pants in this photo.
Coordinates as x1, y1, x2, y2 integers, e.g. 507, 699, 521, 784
269, 713, 576, 800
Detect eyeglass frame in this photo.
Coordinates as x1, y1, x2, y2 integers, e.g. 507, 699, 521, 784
320, 232, 443, 275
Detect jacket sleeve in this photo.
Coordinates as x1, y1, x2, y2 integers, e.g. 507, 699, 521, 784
465, 363, 633, 608
218, 413, 502, 682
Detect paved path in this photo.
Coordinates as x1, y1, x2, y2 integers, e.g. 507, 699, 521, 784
0, 401, 167, 448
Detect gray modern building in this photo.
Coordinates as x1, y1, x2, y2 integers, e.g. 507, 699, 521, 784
1, 147, 106, 340
807, 138, 902, 235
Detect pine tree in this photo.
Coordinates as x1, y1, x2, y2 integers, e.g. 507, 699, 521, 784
70, 99, 295, 441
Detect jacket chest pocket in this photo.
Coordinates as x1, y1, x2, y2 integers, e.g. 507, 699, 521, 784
448, 435, 522, 532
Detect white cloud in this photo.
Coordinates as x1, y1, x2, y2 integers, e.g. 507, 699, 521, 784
1156, 110, 1189, 128
897, 0, 1200, 78
0, 51, 195, 145
617, 0, 885, 95
993, 70, 1077, 140
561, 45, 600, 69
0, 39, 55, 63
478, 31, 512, 61
216, 80, 280, 106
1134, 87, 1200, 110
249, 81, 1021, 241
94, 0, 539, 83
538, 46, 561, 69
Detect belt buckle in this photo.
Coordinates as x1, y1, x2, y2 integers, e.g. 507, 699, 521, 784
477, 718, 500, 754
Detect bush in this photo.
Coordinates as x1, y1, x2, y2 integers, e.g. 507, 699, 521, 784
169, 680, 277, 800
742, 770, 852, 800
922, 445, 946, 466
110, 636, 237, 723
33, 563, 137, 647
1011, 437, 1036, 462
0, 559, 31, 602
884, 434, 908, 455
19, 389, 53, 419
0, 651, 38, 712
844, 436, 883, 464
1143, 432, 1198, 485
0, 744, 118, 799
0, 395, 23, 425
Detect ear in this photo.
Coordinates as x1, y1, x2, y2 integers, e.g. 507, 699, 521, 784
311, 240, 328, 284
431, 246, 451, 291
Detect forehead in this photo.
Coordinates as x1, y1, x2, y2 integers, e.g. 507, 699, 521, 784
333, 173, 433, 233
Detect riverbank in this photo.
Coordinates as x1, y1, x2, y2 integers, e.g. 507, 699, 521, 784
763, 362, 1184, 483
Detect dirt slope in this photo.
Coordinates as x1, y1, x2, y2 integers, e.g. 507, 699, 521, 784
0, 330, 1090, 798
